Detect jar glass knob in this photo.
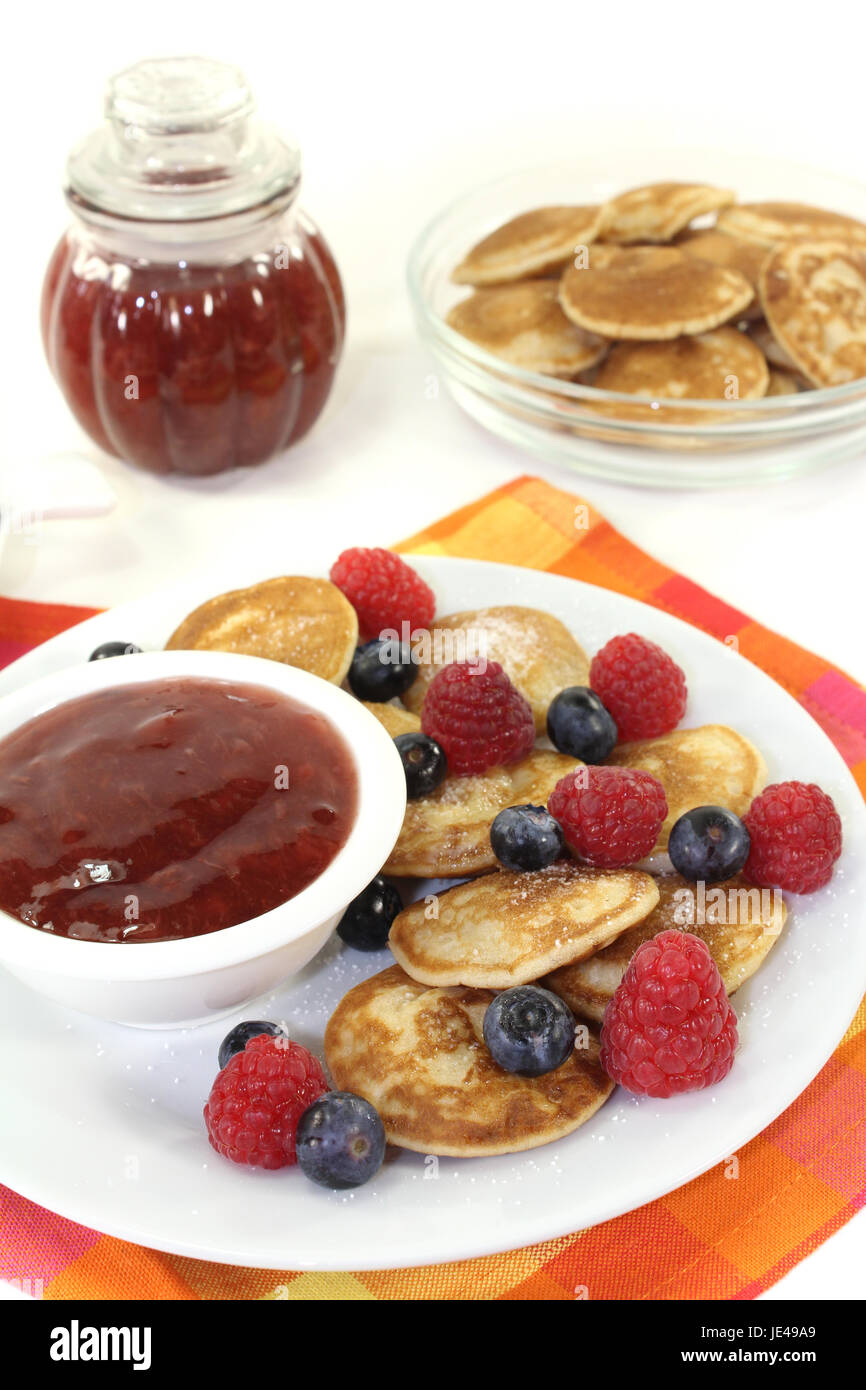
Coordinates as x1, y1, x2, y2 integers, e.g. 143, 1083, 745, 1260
106, 56, 255, 136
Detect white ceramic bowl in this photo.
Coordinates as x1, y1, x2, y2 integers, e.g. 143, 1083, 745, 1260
0, 650, 406, 1028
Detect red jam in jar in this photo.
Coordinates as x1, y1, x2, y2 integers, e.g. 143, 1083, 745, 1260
41, 58, 345, 476
0, 678, 357, 943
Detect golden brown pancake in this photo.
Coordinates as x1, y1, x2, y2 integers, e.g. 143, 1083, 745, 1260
607, 725, 767, 854
593, 328, 768, 400
748, 318, 799, 372
360, 701, 421, 737
165, 577, 358, 685
558, 250, 753, 340
389, 862, 660, 988
324, 964, 614, 1156
676, 228, 768, 319
446, 283, 608, 377
599, 182, 735, 244
385, 749, 579, 879
545, 874, 787, 1022
759, 239, 866, 387
584, 244, 683, 273
765, 367, 802, 396
452, 205, 607, 285
403, 605, 590, 734
717, 201, 866, 250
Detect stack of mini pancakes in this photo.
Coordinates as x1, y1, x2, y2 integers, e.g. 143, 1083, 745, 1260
445, 182, 866, 419
165, 582, 789, 1160
324, 602, 787, 1159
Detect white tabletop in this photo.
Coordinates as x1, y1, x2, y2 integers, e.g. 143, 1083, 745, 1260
0, 0, 864, 1298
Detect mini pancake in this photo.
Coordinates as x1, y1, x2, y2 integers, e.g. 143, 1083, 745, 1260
324, 964, 614, 1156
607, 725, 767, 854
544, 874, 787, 1022
558, 250, 753, 340
584, 244, 683, 273
748, 319, 799, 372
446, 283, 608, 377
593, 328, 769, 400
165, 576, 358, 684
717, 201, 866, 250
452, 205, 607, 285
403, 605, 590, 734
676, 228, 768, 319
765, 367, 802, 396
759, 239, 866, 387
389, 862, 660, 988
385, 749, 580, 878
599, 182, 735, 245
361, 701, 421, 737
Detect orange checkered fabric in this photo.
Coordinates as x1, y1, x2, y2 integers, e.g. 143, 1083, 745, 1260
1, 475, 863, 1299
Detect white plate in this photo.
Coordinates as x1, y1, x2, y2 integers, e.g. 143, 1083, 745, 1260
0, 556, 863, 1271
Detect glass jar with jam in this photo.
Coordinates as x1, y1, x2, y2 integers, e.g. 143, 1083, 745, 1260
41, 58, 345, 477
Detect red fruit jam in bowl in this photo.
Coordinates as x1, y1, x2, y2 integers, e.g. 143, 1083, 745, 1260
0, 677, 357, 944
41, 58, 345, 476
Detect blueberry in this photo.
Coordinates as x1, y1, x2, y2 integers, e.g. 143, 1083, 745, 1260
394, 732, 448, 799
668, 804, 751, 883
490, 804, 564, 871
546, 686, 617, 762
483, 985, 575, 1077
337, 875, 402, 951
297, 1091, 386, 1189
218, 1018, 286, 1070
348, 639, 417, 702
88, 641, 142, 661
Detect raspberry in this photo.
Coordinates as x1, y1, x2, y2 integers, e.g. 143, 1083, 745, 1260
330, 548, 435, 641
548, 765, 667, 868
743, 781, 842, 893
601, 930, 738, 1097
421, 660, 535, 775
589, 634, 687, 741
204, 1035, 328, 1169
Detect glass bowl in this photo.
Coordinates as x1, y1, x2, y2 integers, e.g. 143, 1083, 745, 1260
407, 151, 866, 487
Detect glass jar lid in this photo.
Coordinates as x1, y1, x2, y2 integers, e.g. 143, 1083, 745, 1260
65, 57, 301, 222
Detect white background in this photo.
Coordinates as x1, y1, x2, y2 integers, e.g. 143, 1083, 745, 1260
0, 0, 864, 1298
